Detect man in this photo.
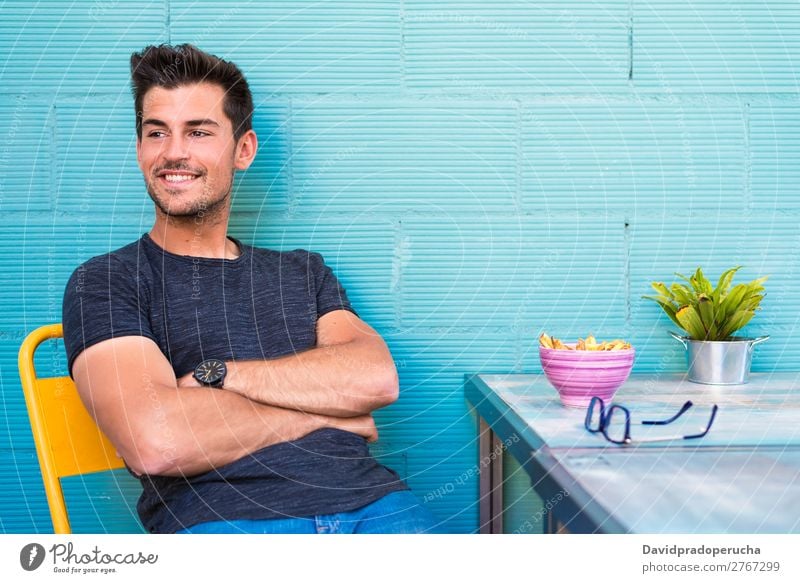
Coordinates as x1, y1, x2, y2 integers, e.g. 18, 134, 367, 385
62, 44, 437, 534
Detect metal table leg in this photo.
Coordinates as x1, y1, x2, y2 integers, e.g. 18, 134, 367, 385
478, 417, 504, 534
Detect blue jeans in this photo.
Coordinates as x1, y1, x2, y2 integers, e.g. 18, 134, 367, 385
176, 491, 441, 534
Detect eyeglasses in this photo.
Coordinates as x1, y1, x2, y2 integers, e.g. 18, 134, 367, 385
584, 396, 719, 445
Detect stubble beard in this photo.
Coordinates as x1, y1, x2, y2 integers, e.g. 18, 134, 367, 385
146, 171, 234, 225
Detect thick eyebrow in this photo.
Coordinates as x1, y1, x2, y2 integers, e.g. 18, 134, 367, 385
141, 118, 221, 129
185, 118, 221, 128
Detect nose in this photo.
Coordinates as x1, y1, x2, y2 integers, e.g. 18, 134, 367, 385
162, 134, 190, 161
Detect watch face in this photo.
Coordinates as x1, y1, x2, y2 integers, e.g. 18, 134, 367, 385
195, 359, 226, 386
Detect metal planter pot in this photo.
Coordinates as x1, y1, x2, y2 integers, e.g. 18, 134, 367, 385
669, 331, 769, 385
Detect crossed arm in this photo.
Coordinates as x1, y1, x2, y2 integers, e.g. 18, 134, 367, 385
72, 310, 398, 478
177, 310, 398, 417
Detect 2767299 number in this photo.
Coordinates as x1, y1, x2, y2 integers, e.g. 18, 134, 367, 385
728, 561, 780, 572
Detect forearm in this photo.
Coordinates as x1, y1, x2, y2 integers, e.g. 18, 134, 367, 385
72, 336, 376, 480
131, 384, 327, 477
223, 338, 399, 417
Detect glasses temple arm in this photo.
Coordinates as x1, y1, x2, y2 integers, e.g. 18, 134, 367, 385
683, 405, 719, 439
641, 400, 694, 426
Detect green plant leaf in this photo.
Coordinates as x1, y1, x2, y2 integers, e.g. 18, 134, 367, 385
744, 276, 769, 298
718, 283, 748, 325
741, 287, 766, 311
713, 265, 742, 303
650, 267, 767, 340
697, 294, 717, 338
695, 267, 713, 294
650, 282, 675, 302
674, 273, 699, 300
687, 274, 703, 294
642, 295, 682, 328
670, 283, 695, 305
717, 310, 755, 339
676, 305, 707, 339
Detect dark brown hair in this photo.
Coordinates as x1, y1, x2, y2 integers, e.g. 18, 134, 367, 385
130, 44, 253, 141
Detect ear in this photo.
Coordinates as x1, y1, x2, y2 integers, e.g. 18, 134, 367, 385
136, 136, 142, 167
234, 130, 258, 171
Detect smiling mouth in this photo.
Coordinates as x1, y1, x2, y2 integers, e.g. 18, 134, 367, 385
156, 171, 202, 187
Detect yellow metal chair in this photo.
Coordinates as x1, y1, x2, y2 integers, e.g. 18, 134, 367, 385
18, 323, 125, 534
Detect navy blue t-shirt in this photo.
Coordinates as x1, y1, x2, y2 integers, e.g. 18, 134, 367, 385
62, 233, 407, 533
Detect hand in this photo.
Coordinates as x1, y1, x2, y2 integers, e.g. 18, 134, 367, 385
177, 371, 201, 388
325, 414, 378, 442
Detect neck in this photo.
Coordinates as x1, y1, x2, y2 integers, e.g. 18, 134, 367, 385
149, 214, 240, 259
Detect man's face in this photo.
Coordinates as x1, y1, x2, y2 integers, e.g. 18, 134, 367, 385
136, 82, 246, 219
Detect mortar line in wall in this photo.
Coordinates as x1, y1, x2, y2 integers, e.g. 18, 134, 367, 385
744, 101, 752, 211
165, 0, 171, 43
393, 219, 403, 328
515, 101, 523, 214
624, 217, 631, 327
5, 92, 799, 106
32, 209, 800, 222
285, 98, 295, 220
628, 0, 634, 82
399, 0, 407, 92
48, 103, 58, 214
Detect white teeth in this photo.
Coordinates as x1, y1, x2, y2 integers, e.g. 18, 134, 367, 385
164, 174, 196, 183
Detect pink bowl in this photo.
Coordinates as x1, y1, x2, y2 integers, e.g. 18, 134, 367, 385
539, 345, 635, 408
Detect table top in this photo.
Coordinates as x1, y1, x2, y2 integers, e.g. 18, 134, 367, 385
543, 447, 800, 533
469, 372, 800, 449
465, 372, 800, 533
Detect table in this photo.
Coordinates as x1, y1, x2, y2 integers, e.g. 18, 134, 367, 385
465, 372, 800, 534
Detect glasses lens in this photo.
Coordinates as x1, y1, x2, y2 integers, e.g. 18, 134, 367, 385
585, 398, 603, 432
604, 406, 630, 444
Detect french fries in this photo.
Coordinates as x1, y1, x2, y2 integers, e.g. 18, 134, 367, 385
539, 332, 631, 351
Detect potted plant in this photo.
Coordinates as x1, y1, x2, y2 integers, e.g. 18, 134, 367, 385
643, 266, 769, 384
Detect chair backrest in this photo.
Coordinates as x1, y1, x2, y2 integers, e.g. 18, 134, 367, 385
18, 323, 125, 534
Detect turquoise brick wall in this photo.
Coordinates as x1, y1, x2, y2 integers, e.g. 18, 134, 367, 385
1, 1, 798, 533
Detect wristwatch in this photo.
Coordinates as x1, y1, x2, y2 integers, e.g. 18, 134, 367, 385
193, 359, 227, 387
